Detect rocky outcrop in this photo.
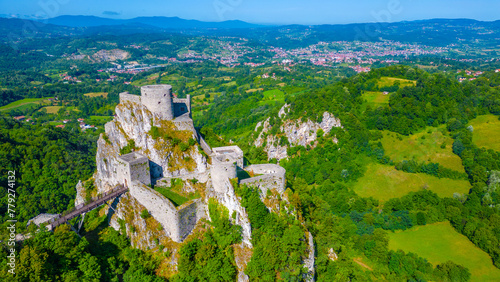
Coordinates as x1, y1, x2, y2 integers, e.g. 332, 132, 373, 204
304, 232, 316, 282
94, 99, 207, 194
254, 104, 342, 161
86, 94, 210, 247
75, 180, 85, 207
207, 177, 253, 246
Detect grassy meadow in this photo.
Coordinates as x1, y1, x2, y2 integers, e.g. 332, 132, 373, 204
84, 92, 108, 98
362, 91, 390, 107
260, 89, 285, 105
352, 163, 471, 201
0, 98, 53, 112
388, 221, 500, 282
469, 114, 500, 152
380, 127, 465, 172
377, 77, 416, 88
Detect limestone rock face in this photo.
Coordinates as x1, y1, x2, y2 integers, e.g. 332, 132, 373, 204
254, 104, 342, 161
94, 99, 207, 194
74, 180, 85, 207
84, 95, 209, 248
304, 232, 316, 282
206, 178, 253, 246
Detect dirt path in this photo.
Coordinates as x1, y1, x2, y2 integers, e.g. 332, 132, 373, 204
353, 257, 373, 271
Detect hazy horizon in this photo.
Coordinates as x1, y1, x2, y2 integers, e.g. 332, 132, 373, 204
1, 0, 499, 25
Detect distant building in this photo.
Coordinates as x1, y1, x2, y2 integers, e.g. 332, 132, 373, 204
14, 116, 25, 121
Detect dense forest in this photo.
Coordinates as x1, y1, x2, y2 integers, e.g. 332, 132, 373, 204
0, 116, 97, 224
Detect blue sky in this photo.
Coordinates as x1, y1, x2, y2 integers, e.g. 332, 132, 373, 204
0, 0, 498, 24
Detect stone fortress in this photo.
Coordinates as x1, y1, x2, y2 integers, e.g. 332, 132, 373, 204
105, 84, 286, 244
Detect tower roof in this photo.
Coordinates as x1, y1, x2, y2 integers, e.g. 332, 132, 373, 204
118, 152, 149, 165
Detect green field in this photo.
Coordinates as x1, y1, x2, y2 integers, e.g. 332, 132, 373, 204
260, 89, 285, 105
0, 98, 53, 112
352, 163, 471, 201
389, 221, 500, 282
378, 77, 416, 88
381, 127, 465, 172
84, 92, 108, 98
41, 105, 79, 114
362, 91, 390, 107
44, 106, 62, 114
469, 115, 500, 152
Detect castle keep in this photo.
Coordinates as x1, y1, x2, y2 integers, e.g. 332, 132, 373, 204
120, 84, 191, 121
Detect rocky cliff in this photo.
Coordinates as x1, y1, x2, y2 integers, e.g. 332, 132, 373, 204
94, 98, 207, 194
254, 104, 342, 161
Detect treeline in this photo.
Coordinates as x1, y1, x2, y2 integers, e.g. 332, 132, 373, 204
0, 117, 97, 224
447, 122, 500, 265
393, 160, 468, 180
0, 213, 164, 282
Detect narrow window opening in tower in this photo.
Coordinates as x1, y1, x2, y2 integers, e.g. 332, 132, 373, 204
158, 102, 161, 104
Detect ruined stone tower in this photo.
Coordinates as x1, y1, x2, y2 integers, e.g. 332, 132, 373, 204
141, 84, 175, 120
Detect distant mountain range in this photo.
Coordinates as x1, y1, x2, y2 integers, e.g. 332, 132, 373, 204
0, 15, 499, 49
43, 15, 262, 29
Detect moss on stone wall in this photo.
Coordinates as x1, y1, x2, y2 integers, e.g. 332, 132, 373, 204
148, 120, 198, 172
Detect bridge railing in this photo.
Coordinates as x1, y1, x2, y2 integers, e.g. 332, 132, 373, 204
49, 185, 127, 229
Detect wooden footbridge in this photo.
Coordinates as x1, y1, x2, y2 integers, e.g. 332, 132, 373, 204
46, 185, 128, 231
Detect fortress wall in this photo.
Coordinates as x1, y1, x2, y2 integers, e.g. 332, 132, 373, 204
119, 92, 141, 105
173, 96, 191, 117
198, 135, 213, 156
173, 119, 197, 137
160, 170, 211, 186
129, 161, 151, 186
239, 174, 285, 195
245, 164, 286, 176
177, 199, 204, 241
241, 164, 286, 195
193, 129, 212, 155
212, 146, 244, 168
129, 182, 181, 242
